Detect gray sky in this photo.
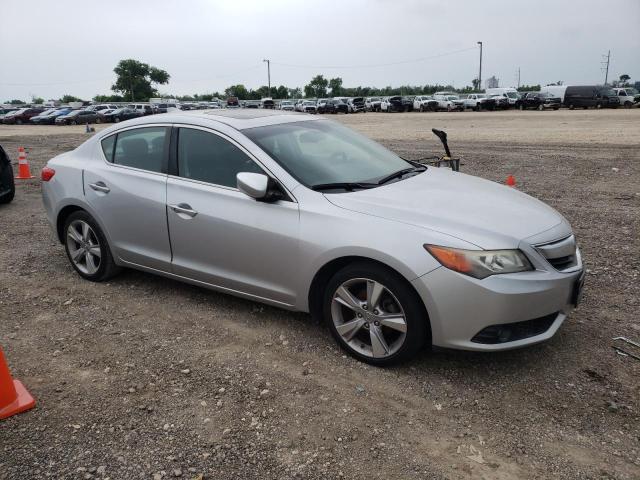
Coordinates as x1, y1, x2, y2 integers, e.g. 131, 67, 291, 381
1, 0, 638, 101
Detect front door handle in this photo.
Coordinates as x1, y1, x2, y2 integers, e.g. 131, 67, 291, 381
89, 181, 110, 193
169, 203, 198, 218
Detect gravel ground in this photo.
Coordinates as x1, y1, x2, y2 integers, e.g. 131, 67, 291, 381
0, 110, 639, 479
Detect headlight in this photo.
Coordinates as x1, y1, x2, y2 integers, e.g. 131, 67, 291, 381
424, 245, 533, 279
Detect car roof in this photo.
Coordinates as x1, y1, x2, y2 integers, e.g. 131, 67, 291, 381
109, 109, 320, 131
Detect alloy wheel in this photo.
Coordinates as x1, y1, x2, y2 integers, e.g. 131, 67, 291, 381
331, 278, 407, 359
66, 220, 101, 275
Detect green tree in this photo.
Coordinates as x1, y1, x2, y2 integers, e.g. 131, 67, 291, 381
7, 99, 25, 105
288, 87, 302, 98
112, 59, 170, 102
619, 74, 631, 86
329, 77, 343, 96
60, 94, 83, 103
93, 94, 124, 102
275, 85, 289, 99
31, 96, 44, 104
225, 84, 249, 99
304, 75, 328, 98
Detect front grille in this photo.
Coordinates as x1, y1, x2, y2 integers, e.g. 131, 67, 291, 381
534, 235, 579, 272
471, 312, 559, 344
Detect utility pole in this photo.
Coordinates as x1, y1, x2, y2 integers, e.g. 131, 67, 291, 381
477, 41, 483, 91
263, 59, 271, 97
601, 50, 611, 85
517, 67, 521, 89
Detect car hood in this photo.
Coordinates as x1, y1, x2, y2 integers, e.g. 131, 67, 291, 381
324, 168, 567, 249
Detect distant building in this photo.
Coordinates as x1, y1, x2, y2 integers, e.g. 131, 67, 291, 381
485, 76, 499, 89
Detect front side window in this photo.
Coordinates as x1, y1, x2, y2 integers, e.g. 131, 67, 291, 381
244, 120, 411, 188
111, 127, 168, 173
177, 128, 264, 188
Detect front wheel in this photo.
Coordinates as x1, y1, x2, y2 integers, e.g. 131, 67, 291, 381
624, 101, 632, 109
114, 117, 121, 123
64, 211, 121, 282
538, 104, 544, 111
323, 262, 429, 366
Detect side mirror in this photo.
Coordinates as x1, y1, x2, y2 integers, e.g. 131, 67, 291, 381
237, 172, 284, 202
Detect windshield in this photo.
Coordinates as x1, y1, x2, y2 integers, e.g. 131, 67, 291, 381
244, 120, 411, 188
602, 89, 616, 96
447, 96, 459, 100
506, 92, 518, 98
627, 88, 639, 95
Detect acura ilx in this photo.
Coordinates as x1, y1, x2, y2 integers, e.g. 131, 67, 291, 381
42, 110, 584, 365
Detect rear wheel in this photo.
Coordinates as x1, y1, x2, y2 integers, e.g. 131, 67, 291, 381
16, 119, 22, 125
323, 262, 428, 366
114, 117, 121, 123
538, 104, 544, 111
596, 102, 602, 109
624, 101, 632, 109
64, 211, 120, 282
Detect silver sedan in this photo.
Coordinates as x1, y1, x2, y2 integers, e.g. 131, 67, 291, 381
42, 110, 584, 365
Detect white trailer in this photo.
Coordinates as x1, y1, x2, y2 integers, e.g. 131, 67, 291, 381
540, 85, 567, 102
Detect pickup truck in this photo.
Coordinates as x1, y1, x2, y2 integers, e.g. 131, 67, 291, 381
413, 96, 439, 112
462, 94, 496, 111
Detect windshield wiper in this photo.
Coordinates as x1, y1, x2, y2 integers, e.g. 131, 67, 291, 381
376, 165, 426, 185
311, 182, 378, 192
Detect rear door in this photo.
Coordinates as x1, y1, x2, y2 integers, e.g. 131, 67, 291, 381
84, 125, 172, 271
166, 126, 300, 306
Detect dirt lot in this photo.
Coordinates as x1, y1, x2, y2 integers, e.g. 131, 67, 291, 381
1, 110, 639, 480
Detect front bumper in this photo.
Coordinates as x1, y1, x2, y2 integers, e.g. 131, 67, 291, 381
412, 255, 583, 351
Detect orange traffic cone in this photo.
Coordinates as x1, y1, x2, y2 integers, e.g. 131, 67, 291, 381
0, 346, 35, 420
505, 175, 516, 187
15, 146, 35, 180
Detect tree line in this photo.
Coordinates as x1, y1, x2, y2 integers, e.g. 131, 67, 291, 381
4, 59, 634, 104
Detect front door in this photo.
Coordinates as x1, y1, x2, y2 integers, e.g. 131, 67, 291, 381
166, 126, 300, 306
84, 125, 172, 271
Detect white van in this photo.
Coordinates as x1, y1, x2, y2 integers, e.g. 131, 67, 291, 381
485, 87, 520, 106
540, 85, 568, 103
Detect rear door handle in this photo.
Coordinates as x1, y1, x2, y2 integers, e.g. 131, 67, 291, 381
169, 203, 198, 218
89, 181, 110, 193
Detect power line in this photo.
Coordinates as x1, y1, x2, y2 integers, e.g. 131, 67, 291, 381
270, 46, 477, 70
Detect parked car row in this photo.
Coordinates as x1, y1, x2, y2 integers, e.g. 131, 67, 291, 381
3, 84, 636, 127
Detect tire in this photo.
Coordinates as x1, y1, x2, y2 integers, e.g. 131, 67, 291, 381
569, 104, 574, 110
519, 104, 524, 110
114, 117, 121, 123
624, 102, 632, 109
71, 120, 77, 125
538, 104, 544, 111
323, 261, 429, 366
95, 117, 102, 124
596, 102, 602, 109
63, 210, 121, 282
16, 119, 22, 125
0, 156, 15, 205
419, 105, 424, 112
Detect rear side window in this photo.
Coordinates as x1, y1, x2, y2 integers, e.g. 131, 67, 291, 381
101, 135, 116, 161
177, 128, 264, 188
111, 127, 168, 173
